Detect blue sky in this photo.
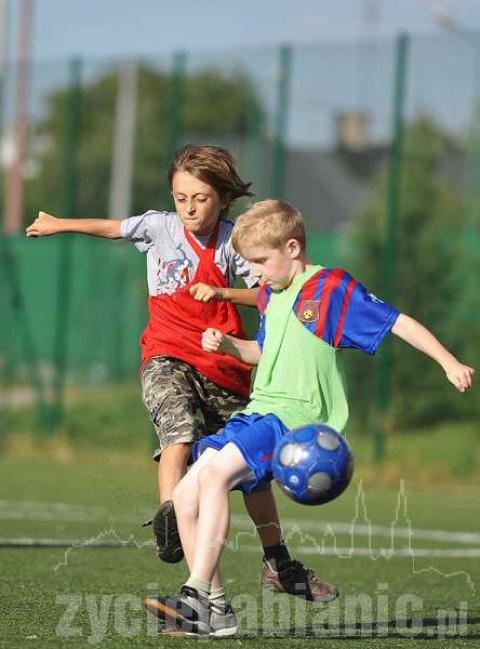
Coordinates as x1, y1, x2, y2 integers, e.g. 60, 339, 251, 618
10, 0, 480, 62
4, 0, 480, 148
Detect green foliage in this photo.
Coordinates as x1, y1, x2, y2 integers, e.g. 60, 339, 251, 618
24, 64, 263, 221
344, 117, 478, 428
4, 384, 150, 452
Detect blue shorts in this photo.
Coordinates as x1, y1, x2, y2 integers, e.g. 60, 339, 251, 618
192, 413, 289, 494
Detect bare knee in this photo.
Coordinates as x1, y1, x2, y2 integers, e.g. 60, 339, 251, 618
197, 460, 232, 493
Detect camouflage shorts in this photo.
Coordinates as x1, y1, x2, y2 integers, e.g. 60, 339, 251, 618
141, 356, 249, 460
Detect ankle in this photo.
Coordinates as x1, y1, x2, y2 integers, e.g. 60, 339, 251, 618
184, 576, 211, 599
209, 585, 227, 611
263, 540, 291, 572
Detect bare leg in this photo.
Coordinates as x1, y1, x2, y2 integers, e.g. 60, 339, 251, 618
190, 443, 252, 584
172, 448, 215, 568
157, 443, 192, 503
173, 448, 226, 590
243, 486, 283, 548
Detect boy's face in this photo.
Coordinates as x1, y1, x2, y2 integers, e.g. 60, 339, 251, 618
171, 171, 227, 235
242, 241, 303, 290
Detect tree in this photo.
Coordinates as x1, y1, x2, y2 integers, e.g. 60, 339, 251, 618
344, 117, 478, 429
23, 64, 264, 220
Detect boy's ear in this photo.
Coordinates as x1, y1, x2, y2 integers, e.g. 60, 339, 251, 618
286, 238, 302, 258
221, 192, 231, 210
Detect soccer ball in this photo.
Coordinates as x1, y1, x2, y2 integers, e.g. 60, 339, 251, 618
272, 424, 354, 506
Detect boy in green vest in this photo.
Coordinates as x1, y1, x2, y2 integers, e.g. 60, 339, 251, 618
144, 199, 475, 636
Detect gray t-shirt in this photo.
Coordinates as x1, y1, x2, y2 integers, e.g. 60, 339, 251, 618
121, 210, 256, 296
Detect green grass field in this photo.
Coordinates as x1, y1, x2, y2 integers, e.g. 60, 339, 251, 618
1, 454, 479, 648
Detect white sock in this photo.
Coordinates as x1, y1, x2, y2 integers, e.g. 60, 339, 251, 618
209, 585, 227, 611
184, 576, 211, 599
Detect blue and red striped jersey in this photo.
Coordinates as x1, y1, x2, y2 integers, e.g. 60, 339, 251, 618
255, 268, 399, 354
255, 284, 272, 350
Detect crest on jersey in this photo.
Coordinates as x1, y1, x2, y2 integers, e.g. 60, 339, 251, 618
298, 300, 320, 322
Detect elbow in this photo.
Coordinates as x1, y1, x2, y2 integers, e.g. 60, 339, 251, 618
109, 223, 122, 239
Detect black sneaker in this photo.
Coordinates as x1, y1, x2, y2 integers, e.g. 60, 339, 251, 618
144, 586, 211, 636
146, 500, 184, 564
260, 557, 339, 602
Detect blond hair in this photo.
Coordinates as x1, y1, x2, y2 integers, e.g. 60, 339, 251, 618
232, 199, 306, 254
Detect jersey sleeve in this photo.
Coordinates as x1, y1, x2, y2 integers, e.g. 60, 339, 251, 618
293, 268, 400, 354
230, 249, 258, 288
255, 313, 266, 351
255, 284, 272, 351
120, 210, 166, 253
256, 283, 272, 315
254, 284, 272, 351
336, 277, 400, 354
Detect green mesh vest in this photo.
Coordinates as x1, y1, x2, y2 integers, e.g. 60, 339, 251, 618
243, 265, 349, 431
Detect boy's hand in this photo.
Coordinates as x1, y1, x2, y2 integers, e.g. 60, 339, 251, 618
445, 363, 475, 393
202, 328, 224, 353
189, 282, 220, 302
26, 211, 60, 237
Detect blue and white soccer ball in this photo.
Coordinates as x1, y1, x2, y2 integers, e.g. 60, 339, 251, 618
272, 424, 354, 506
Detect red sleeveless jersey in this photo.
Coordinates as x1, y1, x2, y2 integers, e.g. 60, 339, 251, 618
141, 222, 252, 396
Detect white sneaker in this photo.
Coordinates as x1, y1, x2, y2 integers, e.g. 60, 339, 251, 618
209, 603, 238, 637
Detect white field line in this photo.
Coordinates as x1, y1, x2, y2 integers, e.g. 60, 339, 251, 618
241, 545, 480, 559
0, 500, 144, 524
0, 510, 141, 523
230, 515, 480, 545
0, 538, 152, 548
1, 537, 480, 558
1, 499, 480, 545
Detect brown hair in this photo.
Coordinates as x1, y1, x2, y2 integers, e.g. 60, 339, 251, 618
232, 199, 306, 254
168, 144, 253, 216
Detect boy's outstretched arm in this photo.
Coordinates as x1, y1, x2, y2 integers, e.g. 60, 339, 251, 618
26, 211, 122, 239
391, 314, 475, 392
189, 282, 259, 307
202, 327, 261, 365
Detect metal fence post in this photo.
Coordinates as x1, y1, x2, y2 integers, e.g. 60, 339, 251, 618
371, 33, 409, 463
162, 50, 186, 204
271, 45, 292, 199
51, 57, 82, 427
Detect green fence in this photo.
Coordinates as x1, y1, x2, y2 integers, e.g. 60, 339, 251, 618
0, 230, 343, 382
1, 235, 146, 382
1, 34, 479, 447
